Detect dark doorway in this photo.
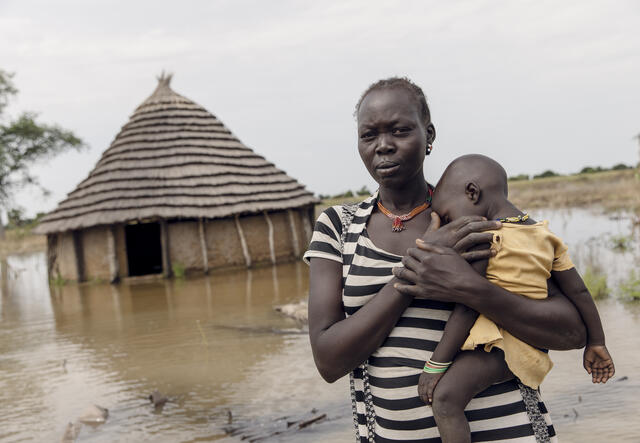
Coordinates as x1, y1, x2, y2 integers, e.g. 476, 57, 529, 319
125, 222, 163, 276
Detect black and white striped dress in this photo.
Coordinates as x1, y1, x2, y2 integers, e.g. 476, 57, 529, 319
304, 194, 557, 442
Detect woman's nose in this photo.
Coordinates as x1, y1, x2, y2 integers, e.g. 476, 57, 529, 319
375, 133, 396, 154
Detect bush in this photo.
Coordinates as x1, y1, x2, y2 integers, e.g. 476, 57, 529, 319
508, 174, 530, 181
580, 166, 605, 174
618, 270, 640, 300
611, 163, 631, 170
582, 267, 609, 299
533, 170, 560, 179
356, 185, 371, 196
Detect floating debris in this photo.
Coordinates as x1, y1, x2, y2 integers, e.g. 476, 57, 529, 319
78, 404, 108, 424
148, 391, 169, 409
274, 300, 308, 324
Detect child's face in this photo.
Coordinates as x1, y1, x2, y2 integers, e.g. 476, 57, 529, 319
431, 182, 485, 224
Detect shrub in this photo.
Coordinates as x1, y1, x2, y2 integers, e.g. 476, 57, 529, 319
509, 174, 530, 181
582, 267, 609, 299
611, 163, 631, 170
172, 262, 186, 279
609, 234, 632, 252
533, 170, 560, 179
618, 270, 640, 300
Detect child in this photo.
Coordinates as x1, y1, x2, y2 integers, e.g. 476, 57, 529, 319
420, 154, 615, 442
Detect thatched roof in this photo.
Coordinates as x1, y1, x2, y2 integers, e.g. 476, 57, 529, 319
35, 74, 318, 234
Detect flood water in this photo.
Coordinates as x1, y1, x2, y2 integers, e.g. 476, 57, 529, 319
1, 208, 639, 442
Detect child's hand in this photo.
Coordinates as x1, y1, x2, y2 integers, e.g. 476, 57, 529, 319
583, 344, 615, 383
418, 371, 444, 405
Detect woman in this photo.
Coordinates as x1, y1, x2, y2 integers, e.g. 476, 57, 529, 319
304, 77, 586, 442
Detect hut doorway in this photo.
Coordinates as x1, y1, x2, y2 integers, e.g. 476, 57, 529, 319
125, 222, 163, 276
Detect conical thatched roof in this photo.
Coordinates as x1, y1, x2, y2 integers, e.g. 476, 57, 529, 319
35, 74, 318, 234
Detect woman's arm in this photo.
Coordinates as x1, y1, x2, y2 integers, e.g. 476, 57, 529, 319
308, 258, 412, 383
308, 214, 498, 383
394, 241, 587, 350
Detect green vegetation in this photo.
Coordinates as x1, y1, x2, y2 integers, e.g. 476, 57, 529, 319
172, 262, 186, 278
609, 234, 633, 252
582, 266, 610, 299
618, 270, 640, 300
508, 174, 529, 181
51, 272, 67, 287
533, 170, 560, 179
0, 69, 85, 239
318, 185, 371, 200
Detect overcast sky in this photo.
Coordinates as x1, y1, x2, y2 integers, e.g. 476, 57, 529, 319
1, 0, 639, 217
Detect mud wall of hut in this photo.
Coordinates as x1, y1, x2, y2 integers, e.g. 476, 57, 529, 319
47, 205, 315, 282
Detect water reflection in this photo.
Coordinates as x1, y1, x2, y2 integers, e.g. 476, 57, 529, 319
0, 257, 347, 442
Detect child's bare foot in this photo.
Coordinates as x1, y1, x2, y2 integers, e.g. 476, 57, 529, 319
583, 344, 615, 383
418, 371, 444, 404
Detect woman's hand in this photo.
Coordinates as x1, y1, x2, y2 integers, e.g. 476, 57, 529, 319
421, 212, 500, 262
393, 241, 481, 301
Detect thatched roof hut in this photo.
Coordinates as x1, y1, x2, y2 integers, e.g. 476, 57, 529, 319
36, 74, 318, 282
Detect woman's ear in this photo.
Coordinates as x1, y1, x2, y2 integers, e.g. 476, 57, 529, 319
465, 182, 481, 204
426, 123, 436, 145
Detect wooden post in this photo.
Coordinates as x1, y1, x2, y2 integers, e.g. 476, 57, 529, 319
301, 207, 313, 243
234, 215, 252, 268
46, 234, 58, 280
198, 218, 209, 274
263, 212, 276, 264
72, 230, 85, 282
160, 220, 172, 278
107, 226, 119, 284
287, 209, 300, 257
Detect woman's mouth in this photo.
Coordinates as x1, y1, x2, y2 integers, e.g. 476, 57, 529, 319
376, 162, 400, 177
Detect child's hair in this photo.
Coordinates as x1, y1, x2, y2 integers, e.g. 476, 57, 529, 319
355, 77, 431, 124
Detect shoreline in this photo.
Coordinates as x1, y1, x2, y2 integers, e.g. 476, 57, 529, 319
318, 169, 640, 216
1, 169, 638, 258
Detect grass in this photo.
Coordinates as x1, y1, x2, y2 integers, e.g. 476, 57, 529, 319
618, 270, 640, 301
318, 169, 640, 216
609, 234, 633, 252
0, 226, 46, 258
508, 169, 640, 212
581, 266, 610, 299
172, 262, 186, 279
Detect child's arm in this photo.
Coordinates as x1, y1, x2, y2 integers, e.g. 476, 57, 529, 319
552, 268, 615, 383
418, 247, 488, 404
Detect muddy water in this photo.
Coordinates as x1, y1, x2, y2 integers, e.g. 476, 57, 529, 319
1, 208, 639, 442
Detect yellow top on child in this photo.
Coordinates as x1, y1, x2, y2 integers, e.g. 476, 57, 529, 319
461, 221, 574, 388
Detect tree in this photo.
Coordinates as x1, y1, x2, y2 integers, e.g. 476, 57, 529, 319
0, 70, 85, 238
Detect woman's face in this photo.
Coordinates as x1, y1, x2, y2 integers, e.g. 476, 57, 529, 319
357, 88, 434, 189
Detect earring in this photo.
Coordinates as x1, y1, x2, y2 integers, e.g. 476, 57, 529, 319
426, 144, 433, 155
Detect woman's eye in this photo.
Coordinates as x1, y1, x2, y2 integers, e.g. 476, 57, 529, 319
392, 127, 411, 136
360, 131, 376, 140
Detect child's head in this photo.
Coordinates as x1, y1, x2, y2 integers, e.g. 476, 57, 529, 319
431, 154, 508, 223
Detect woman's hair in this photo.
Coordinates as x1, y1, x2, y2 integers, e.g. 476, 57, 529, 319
355, 77, 431, 124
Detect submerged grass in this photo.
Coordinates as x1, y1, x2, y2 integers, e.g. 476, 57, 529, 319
582, 266, 610, 299
618, 270, 640, 301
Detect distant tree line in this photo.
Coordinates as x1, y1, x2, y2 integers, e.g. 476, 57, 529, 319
318, 185, 371, 200
509, 162, 636, 181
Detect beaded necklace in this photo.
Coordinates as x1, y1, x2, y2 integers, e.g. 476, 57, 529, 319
376, 187, 434, 232
497, 213, 529, 223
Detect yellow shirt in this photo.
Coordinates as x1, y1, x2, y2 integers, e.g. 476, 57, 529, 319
462, 221, 574, 389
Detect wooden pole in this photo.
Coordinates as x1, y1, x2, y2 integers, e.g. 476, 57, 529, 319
199, 218, 209, 274
107, 226, 119, 284
263, 212, 276, 264
160, 220, 172, 278
234, 215, 252, 268
72, 230, 85, 282
287, 209, 300, 257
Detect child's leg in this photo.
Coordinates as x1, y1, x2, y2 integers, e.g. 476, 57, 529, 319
432, 348, 513, 443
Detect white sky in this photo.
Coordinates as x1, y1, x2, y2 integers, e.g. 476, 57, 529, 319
1, 0, 639, 217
